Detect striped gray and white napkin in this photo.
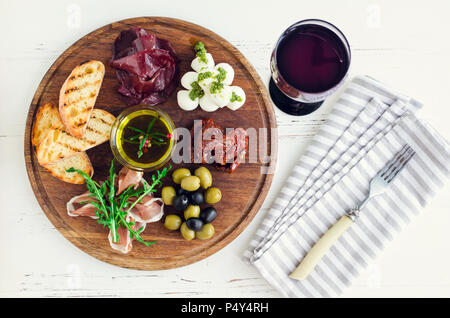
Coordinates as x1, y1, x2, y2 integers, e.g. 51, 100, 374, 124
244, 75, 450, 297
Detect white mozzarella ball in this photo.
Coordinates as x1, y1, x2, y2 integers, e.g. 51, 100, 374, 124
177, 90, 199, 111
227, 86, 246, 110
199, 94, 219, 112
181, 71, 199, 90
191, 53, 215, 72
210, 85, 232, 108
215, 63, 234, 85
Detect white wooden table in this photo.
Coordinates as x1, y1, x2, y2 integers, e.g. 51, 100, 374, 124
1, 0, 449, 298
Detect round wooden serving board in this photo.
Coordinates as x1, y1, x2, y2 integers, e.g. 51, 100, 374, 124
24, 17, 277, 270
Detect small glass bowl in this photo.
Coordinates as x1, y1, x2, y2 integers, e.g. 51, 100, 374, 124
110, 105, 176, 172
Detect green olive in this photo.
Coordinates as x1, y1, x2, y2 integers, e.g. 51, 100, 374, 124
194, 166, 212, 189
184, 205, 201, 220
196, 223, 215, 240
161, 186, 176, 205
205, 187, 222, 204
164, 215, 182, 231
172, 168, 191, 184
180, 175, 201, 192
180, 222, 195, 241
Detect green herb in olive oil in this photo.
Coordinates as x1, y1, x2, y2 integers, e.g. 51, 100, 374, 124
122, 115, 172, 163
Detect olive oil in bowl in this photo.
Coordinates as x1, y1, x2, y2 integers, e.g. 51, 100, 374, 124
110, 105, 175, 171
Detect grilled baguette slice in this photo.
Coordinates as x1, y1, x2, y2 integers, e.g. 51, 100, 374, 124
32, 103, 64, 146
32, 103, 95, 184
44, 152, 93, 184
36, 109, 115, 166
59, 60, 105, 138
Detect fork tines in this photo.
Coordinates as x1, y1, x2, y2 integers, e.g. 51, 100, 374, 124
379, 145, 416, 183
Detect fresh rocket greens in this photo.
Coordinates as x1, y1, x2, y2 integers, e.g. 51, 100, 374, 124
66, 160, 171, 247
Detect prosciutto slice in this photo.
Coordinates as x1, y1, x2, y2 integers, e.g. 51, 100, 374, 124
127, 195, 164, 223
67, 191, 99, 219
117, 166, 143, 195
108, 214, 146, 254
66, 165, 165, 253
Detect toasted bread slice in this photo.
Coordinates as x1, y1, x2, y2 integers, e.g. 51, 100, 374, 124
44, 152, 94, 184
36, 109, 115, 165
59, 60, 105, 138
32, 103, 64, 146
32, 103, 94, 184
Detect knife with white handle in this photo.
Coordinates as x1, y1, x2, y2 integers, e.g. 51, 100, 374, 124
289, 145, 415, 280
289, 213, 354, 280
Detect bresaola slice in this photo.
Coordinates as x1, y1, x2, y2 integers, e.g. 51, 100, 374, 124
111, 27, 178, 106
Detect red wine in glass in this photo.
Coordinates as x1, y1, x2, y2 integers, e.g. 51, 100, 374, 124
270, 19, 351, 116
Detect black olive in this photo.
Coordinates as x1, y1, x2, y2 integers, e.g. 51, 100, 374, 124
176, 186, 188, 196
186, 217, 204, 232
173, 194, 189, 211
189, 190, 204, 205
200, 207, 217, 224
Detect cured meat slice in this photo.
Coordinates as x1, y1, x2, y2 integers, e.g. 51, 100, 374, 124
117, 166, 143, 195
108, 214, 146, 254
132, 33, 157, 53
67, 191, 99, 219
113, 28, 139, 59
66, 164, 165, 254
111, 49, 174, 82
191, 118, 223, 164
222, 127, 249, 172
111, 27, 178, 106
191, 119, 248, 173
127, 195, 164, 223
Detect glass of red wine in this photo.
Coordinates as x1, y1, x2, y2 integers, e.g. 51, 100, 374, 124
270, 19, 351, 116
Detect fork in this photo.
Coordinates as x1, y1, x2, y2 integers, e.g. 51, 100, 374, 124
289, 144, 416, 280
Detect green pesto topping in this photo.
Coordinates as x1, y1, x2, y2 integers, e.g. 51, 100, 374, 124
215, 67, 227, 82
189, 81, 205, 100
230, 91, 243, 103
210, 81, 224, 94
194, 42, 208, 64
198, 71, 213, 82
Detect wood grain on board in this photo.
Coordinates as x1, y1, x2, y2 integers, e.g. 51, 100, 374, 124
24, 17, 277, 270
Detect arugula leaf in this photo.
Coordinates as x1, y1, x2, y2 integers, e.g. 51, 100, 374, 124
66, 167, 109, 219
125, 165, 170, 215
66, 161, 171, 250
